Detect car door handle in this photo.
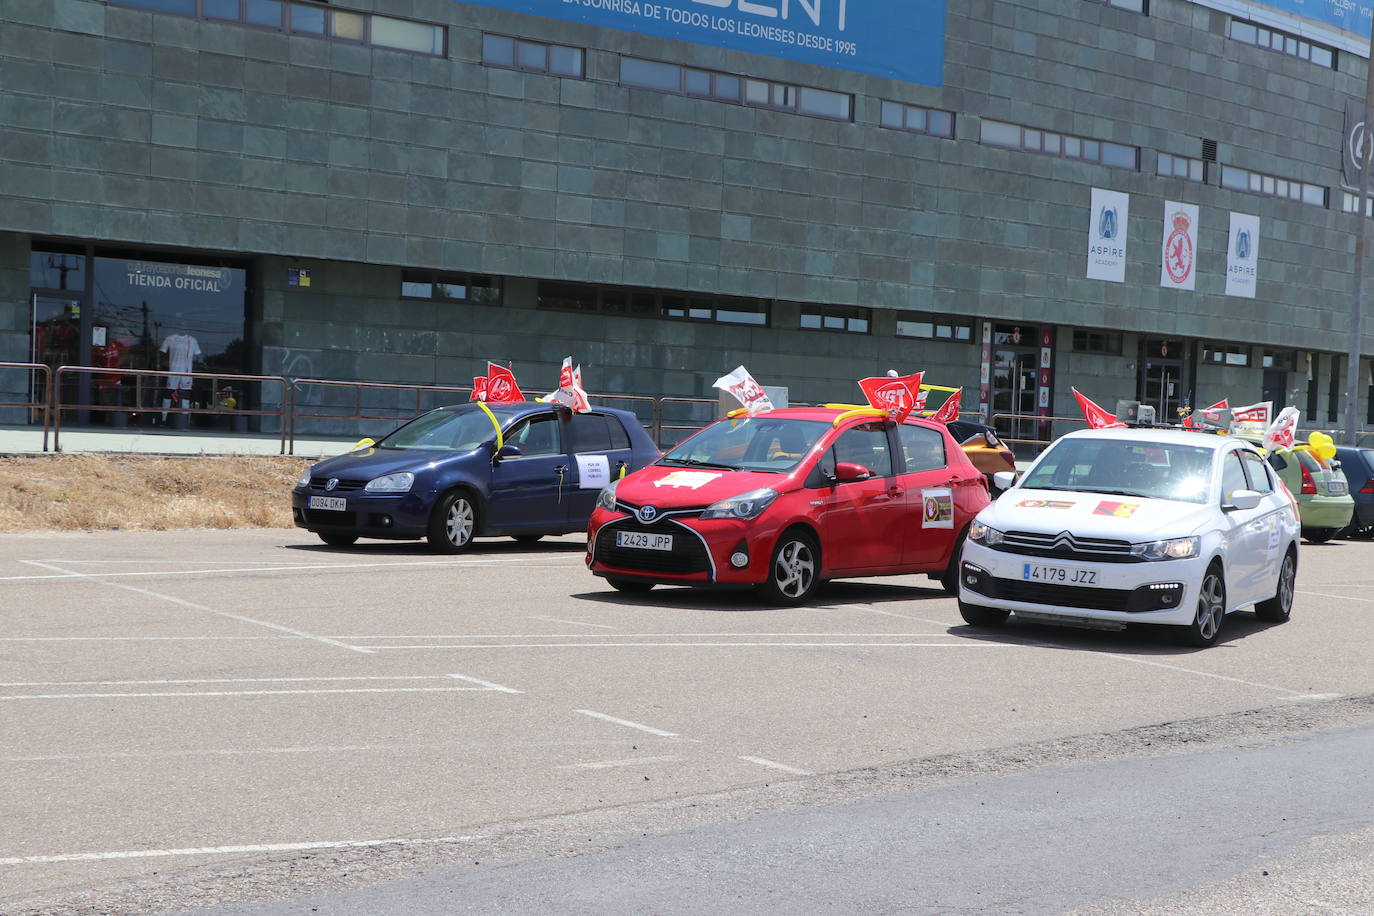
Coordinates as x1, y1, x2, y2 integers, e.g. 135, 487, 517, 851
886, 486, 904, 498
554, 465, 569, 474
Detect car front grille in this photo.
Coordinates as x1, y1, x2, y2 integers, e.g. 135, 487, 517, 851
309, 477, 365, 492
595, 521, 711, 575
977, 576, 1134, 612
993, 530, 1140, 564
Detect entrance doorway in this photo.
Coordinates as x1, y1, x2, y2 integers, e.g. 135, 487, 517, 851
991, 325, 1040, 455
1138, 338, 1190, 421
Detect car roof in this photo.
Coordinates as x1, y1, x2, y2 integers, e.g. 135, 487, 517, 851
739, 407, 947, 429
433, 401, 638, 421
1058, 426, 1242, 451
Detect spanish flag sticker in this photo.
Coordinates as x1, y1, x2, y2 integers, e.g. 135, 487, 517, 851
1093, 501, 1139, 518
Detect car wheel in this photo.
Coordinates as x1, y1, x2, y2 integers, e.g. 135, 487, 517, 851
607, 577, 654, 594
512, 534, 543, 546
940, 528, 968, 596
1254, 549, 1296, 623
317, 533, 357, 547
958, 600, 1009, 628
1177, 564, 1226, 647
756, 529, 820, 606
427, 491, 477, 554
1303, 527, 1338, 544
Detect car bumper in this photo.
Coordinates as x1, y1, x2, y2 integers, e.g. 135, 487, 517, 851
958, 540, 1204, 627
291, 489, 431, 538
586, 508, 778, 586
1298, 495, 1354, 531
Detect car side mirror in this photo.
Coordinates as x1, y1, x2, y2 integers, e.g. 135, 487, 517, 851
496, 443, 523, 460
993, 470, 1017, 490
834, 461, 872, 482
1225, 489, 1262, 511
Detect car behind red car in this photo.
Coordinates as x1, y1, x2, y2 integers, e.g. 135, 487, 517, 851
586, 407, 991, 604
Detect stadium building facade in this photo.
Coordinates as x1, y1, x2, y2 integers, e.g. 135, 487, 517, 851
4, 0, 1374, 441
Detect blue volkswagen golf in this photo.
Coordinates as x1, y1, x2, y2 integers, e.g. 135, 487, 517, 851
292, 403, 659, 551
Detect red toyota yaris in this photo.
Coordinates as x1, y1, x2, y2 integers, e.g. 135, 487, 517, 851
586, 407, 991, 604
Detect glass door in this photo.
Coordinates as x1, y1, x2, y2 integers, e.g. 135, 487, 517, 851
31, 294, 84, 419
992, 348, 1039, 455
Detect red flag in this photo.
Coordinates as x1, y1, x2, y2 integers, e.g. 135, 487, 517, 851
858, 372, 925, 423
484, 362, 524, 403
1072, 388, 1125, 429
558, 357, 575, 390
928, 389, 962, 424
1184, 399, 1227, 429
469, 377, 488, 402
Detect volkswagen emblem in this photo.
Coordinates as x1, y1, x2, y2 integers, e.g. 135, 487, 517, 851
325, 478, 339, 491
637, 505, 659, 523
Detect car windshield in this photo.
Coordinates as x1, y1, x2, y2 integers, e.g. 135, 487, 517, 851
1020, 437, 1215, 503
376, 406, 512, 452
662, 417, 831, 472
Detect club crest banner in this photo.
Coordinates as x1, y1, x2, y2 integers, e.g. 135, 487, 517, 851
1160, 201, 1198, 291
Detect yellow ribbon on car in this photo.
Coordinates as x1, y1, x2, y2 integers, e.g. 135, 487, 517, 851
476, 400, 504, 451
831, 407, 888, 426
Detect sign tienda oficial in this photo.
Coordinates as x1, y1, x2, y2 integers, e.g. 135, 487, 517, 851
453, 0, 947, 86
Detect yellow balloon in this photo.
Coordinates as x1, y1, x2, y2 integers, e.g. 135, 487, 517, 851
1308, 431, 1333, 449
1316, 443, 1337, 462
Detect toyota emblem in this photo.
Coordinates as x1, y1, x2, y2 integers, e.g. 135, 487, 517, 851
325, 478, 339, 491
637, 505, 658, 523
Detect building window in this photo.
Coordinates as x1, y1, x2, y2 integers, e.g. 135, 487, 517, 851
401, 272, 501, 304
619, 57, 852, 122
880, 101, 954, 138
1087, 0, 1147, 11
1307, 355, 1319, 421
981, 120, 1138, 170
1341, 192, 1374, 217
1262, 350, 1296, 371
1329, 355, 1342, 423
1073, 330, 1122, 354
1157, 152, 1206, 183
800, 305, 871, 334
1202, 343, 1251, 367
1229, 18, 1336, 68
109, 1, 446, 55
482, 34, 584, 78
537, 281, 769, 326
1221, 166, 1327, 207
895, 312, 973, 342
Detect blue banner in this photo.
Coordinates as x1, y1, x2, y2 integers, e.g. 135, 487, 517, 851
1257, 0, 1372, 36
454, 0, 946, 87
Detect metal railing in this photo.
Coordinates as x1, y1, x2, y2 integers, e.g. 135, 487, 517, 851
285, 378, 473, 455
0, 361, 53, 452
989, 413, 1089, 456
50, 366, 291, 454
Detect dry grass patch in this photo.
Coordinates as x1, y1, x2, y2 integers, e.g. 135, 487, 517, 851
0, 454, 315, 531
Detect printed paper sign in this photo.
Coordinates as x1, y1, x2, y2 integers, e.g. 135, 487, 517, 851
714, 366, 774, 415
1160, 201, 1198, 291
1087, 188, 1129, 283
1225, 212, 1260, 299
1093, 501, 1139, 518
653, 471, 721, 489
576, 454, 610, 490
921, 488, 954, 529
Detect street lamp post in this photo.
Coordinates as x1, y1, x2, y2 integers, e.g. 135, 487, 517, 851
1344, 39, 1374, 444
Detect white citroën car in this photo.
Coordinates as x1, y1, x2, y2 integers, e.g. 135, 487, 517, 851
958, 427, 1300, 648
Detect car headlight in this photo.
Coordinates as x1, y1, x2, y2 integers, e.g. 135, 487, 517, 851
1130, 536, 1200, 561
364, 472, 414, 493
968, 521, 1004, 546
595, 480, 619, 512
700, 488, 779, 520
296, 467, 312, 488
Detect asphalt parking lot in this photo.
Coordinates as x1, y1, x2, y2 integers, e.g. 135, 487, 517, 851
4, 528, 1374, 913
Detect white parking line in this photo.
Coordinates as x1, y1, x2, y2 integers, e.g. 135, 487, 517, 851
576, 709, 680, 738
19, 560, 373, 655
0, 835, 479, 866
1301, 589, 1374, 604
0, 556, 584, 582
0, 675, 508, 689
530, 616, 617, 629
738, 756, 812, 776
371, 642, 1016, 650
447, 673, 522, 694
1100, 654, 1332, 697
0, 687, 506, 701
558, 755, 680, 770
823, 603, 957, 627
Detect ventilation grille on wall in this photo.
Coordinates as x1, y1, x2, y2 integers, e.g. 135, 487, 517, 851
1201, 139, 1218, 162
